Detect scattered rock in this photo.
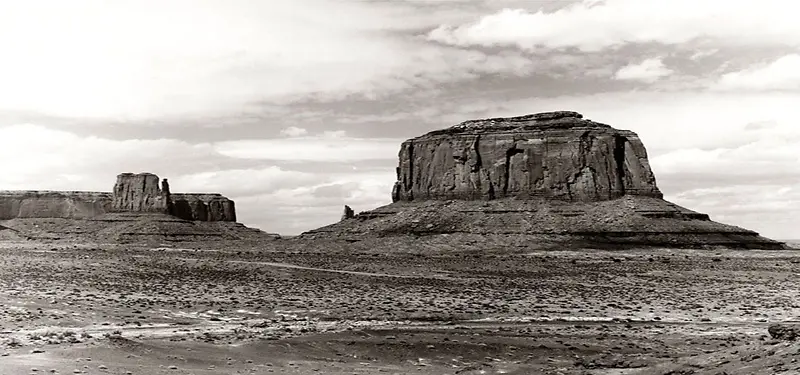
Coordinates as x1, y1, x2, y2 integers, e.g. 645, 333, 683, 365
768, 324, 800, 341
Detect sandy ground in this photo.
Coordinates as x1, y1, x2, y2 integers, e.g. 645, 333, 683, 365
1, 239, 800, 374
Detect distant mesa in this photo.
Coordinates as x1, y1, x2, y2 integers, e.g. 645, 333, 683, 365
0, 173, 275, 243
111, 173, 237, 222
0, 172, 236, 222
310, 111, 786, 250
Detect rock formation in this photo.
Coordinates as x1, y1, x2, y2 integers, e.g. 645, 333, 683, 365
171, 193, 236, 222
0, 173, 236, 223
0, 173, 274, 243
0, 191, 111, 220
112, 173, 170, 213
341, 205, 355, 221
392, 111, 661, 202
306, 111, 786, 250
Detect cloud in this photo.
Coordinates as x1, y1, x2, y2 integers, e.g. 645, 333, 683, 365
0, 124, 223, 190
689, 49, 719, 60
427, 0, 800, 52
280, 126, 308, 137
169, 168, 320, 198
614, 58, 673, 83
713, 54, 800, 91
234, 170, 395, 235
0, 0, 536, 121
214, 136, 402, 162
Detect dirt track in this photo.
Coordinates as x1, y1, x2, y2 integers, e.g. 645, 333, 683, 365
1, 239, 799, 374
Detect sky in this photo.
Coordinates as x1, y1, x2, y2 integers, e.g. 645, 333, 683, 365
0, 0, 798, 239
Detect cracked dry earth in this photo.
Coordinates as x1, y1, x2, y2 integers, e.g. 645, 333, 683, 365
1, 239, 800, 374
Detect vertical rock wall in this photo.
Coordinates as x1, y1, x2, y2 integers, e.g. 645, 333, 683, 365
0, 191, 112, 219
112, 173, 170, 213
392, 112, 662, 202
170, 193, 237, 222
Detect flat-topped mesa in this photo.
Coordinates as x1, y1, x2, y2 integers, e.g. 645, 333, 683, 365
0, 191, 111, 220
0, 173, 238, 222
392, 111, 662, 203
305, 111, 786, 249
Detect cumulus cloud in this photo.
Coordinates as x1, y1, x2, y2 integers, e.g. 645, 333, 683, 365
427, 0, 799, 52
713, 54, 800, 91
614, 58, 673, 83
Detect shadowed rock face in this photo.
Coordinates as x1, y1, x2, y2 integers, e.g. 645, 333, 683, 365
392, 111, 662, 202
171, 193, 236, 222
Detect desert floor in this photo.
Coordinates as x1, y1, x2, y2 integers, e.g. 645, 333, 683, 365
1, 238, 800, 374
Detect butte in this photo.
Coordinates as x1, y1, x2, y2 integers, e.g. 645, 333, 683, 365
305, 111, 786, 250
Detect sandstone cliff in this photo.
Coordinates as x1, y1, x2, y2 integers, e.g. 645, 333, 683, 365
171, 193, 236, 222
392, 111, 661, 202
112, 173, 170, 213
0, 191, 111, 220
306, 111, 786, 250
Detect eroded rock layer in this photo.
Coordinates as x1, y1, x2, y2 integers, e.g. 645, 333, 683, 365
309, 111, 786, 249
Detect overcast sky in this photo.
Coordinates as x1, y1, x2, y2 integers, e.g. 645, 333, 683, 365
0, 0, 798, 239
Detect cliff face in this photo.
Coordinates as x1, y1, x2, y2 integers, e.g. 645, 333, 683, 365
0, 191, 111, 220
392, 111, 662, 202
171, 193, 236, 222
112, 173, 170, 213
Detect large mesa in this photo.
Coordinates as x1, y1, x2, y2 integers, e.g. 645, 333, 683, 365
308, 111, 786, 250
392, 111, 661, 202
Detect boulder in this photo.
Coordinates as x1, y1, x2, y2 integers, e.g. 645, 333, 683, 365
768, 324, 800, 341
